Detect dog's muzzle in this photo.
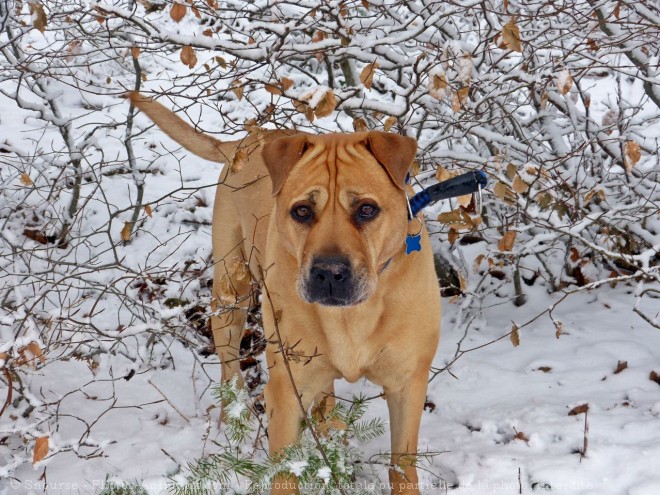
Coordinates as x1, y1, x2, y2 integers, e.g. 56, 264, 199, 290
301, 255, 360, 306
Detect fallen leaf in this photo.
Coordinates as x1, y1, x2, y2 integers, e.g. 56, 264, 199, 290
554, 320, 564, 339
281, 77, 294, 90
144, 205, 152, 218
473, 254, 486, 273
359, 62, 379, 89
510, 324, 520, 347
498, 231, 517, 252
613, 360, 628, 374
650, 370, 660, 386
568, 403, 589, 416
514, 431, 529, 442
33, 436, 49, 464
20, 173, 33, 186
121, 222, 133, 241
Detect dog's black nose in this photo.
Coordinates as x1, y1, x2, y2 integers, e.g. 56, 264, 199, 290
307, 256, 354, 305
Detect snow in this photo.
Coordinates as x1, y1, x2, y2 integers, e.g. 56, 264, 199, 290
289, 461, 309, 477
317, 467, 332, 485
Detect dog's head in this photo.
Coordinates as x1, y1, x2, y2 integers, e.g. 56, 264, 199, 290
262, 132, 417, 307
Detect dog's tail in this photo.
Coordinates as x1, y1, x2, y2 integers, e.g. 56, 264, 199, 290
127, 92, 233, 164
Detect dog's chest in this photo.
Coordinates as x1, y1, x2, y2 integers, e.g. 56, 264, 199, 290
323, 320, 390, 383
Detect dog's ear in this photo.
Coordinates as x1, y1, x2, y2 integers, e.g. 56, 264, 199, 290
127, 92, 231, 163
365, 131, 417, 189
261, 134, 309, 196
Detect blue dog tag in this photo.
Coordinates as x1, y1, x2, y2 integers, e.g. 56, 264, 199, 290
405, 233, 422, 254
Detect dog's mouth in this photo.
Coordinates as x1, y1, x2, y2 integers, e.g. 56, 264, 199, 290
297, 255, 373, 307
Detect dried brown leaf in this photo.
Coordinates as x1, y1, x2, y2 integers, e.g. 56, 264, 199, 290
264, 83, 282, 95
144, 205, 153, 218
498, 231, 517, 252
170, 2, 186, 22
624, 140, 641, 171
510, 324, 520, 347
180, 46, 197, 69
359, 62, 379, 89
314, 89, 336, 118
281, 76, 294, 91
512, 175, 529, 194
437, 209, 476, 230
514, 431, 529, 443
383, 116, 397, 132
505, 163, 518, 180
473, 254, 486, 273
353, 117, 368, 132
429, 73, 448, 100
120, 221, 133, 242
20, 173, 33, 186
448, 228, 459, 246
501, 18, 522, 52
30, 2, 48, 33
568, 403, 589, 416
131, 46, 140, 59
230, 148, 248, 174
494, 181, 515, 205
26, 342, 45, 365
33, 436, 49, 464
231, 80, 244, 101
452, 87, 469, 112
557, 70, 573, 95
613, 360, 628, 374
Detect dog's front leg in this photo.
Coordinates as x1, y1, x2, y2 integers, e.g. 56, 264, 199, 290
265, 359, 333, 495
386, 363, 431, 495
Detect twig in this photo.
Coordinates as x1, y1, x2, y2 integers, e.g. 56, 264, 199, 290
0, 368, 13, 418
148, 379, 191, 424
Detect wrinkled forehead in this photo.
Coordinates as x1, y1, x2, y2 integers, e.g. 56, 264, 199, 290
279, 136, 396, 198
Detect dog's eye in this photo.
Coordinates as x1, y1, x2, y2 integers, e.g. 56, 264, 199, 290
356, 203, 379, 221
291, 204, 313, 223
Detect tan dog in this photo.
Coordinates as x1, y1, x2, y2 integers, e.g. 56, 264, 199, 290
129, 93, 441, 494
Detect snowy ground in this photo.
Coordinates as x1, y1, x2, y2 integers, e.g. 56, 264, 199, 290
4, 274, 660, 494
